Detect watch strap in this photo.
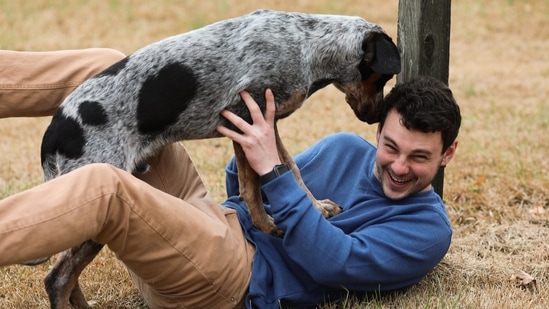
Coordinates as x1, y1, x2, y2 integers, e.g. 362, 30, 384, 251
259, 163, 290, 185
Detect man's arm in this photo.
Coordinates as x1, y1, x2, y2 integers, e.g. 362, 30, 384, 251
261, 170, 452, 291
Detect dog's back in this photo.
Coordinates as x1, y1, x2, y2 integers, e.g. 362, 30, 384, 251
41, 10, 394, 180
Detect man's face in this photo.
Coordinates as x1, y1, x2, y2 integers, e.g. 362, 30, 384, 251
374, 109, 457, 200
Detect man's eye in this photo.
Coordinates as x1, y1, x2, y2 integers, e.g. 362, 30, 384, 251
413, 155, 429, 162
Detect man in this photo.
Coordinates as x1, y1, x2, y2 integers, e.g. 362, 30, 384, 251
0, 49, 460, 308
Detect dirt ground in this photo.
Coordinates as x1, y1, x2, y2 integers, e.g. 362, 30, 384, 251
1, 0, 548, 308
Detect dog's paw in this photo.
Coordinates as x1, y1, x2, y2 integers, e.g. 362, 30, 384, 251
313, 199, 342, 218
253, 214, 284, 237
269, 227, 285, 238
262, 218, 285, 238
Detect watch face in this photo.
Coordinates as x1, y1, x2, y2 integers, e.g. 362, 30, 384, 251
274, 164, 289, 176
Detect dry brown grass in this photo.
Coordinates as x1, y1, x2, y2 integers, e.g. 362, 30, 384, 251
1, 0, 548, 308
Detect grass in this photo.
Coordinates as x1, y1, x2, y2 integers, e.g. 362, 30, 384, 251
1, 0, 549, 308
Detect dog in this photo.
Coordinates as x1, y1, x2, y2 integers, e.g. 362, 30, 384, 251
36, 9, 400, 308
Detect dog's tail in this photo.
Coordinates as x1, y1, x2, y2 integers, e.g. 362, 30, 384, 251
40, 109, 86, 181
40, 125, 61, 181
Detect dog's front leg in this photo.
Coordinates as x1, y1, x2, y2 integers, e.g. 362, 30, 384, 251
274, 129, 342, 218
233, 141, 284, 237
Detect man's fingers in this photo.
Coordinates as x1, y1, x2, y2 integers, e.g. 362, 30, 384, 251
218, 89, 276, 140
216, 124, 236, 139
240, 89, 277, 125
219, 109, 247, 130
240, 91, 261, 118
264, 89, 276, 124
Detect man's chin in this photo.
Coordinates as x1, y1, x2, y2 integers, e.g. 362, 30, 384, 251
381, 177, 414, 200
382, 185, 410, 200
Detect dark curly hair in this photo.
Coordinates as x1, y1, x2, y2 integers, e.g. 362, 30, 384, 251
378, 76, 461, 153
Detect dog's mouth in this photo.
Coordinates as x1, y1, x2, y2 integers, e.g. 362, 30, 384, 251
345, 91, 384, 124
334, 72, 390, 124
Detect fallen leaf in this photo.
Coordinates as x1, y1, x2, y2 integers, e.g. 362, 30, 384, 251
528, 206, 546, 215
474, 176, 486, 186
511, 270, 537, 292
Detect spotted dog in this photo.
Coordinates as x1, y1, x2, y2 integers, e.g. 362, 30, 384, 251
37, 9, 400, 309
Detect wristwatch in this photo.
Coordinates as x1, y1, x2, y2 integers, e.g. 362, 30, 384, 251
259, 163, 290, 185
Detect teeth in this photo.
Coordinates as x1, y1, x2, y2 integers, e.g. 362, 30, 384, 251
390, 173, 409, 184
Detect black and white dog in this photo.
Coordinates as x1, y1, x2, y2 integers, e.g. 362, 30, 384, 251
38, 10, 400, 308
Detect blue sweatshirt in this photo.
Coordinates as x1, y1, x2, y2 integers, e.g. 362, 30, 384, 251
222, 132, 452, 309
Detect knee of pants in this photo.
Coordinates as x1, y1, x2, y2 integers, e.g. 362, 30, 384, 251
103, 48, 126, 59
72, 163, 129, 183
90, 48, 126, 66
78, 162, 120, 171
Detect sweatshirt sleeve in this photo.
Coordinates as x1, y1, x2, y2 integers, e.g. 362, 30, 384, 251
261, 173, 452, 291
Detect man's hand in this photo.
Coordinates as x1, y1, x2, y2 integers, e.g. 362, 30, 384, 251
216, 89, 282, 176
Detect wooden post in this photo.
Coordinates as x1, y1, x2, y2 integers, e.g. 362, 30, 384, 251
397, 0, 451, 198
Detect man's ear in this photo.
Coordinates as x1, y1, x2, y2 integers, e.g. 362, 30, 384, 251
441, 140, 458, 166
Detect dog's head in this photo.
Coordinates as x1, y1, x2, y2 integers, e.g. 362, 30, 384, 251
333, 32, 401, 124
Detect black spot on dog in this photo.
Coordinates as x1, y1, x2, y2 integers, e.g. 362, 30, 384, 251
41, 108, 86, 164
94, 56, 129, 78
78, 101, 108, 126
137, 63, 197, 134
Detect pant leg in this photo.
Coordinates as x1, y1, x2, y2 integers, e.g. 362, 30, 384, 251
0, 48, 125, 118
0, 161, 253, 308
134, 141, 215, 212
131, 142, 255, 308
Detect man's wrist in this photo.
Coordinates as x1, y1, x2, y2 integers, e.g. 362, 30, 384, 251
259, 163, 290, 185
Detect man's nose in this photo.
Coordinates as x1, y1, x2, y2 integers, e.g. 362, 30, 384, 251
391, 156, 409, 174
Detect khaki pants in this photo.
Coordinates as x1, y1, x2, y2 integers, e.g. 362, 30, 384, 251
0, 49, 253, 308
0, 48, 126, 118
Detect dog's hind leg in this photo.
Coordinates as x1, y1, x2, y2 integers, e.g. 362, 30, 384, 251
45, 240, 103, 309
19, 256, 51, 266
274, 127, 342, 218
68, 281, 98, 309
233, 141, 284, 237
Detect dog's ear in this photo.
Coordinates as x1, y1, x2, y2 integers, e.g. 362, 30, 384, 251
363, 32, 401, 75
